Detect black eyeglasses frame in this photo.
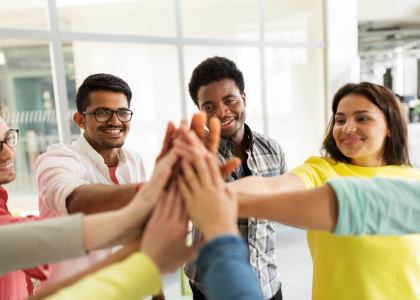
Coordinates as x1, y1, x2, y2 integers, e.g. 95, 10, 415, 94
82, 110, 133, 123
0, 129, 19, 153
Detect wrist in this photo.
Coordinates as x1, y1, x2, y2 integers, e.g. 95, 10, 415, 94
202, 225, 239, 241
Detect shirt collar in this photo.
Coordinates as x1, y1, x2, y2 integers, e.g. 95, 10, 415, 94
218, 123, 254, 154
76, 134, 126, 166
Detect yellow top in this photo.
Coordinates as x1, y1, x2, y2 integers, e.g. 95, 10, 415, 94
45, 253, 162, 300
290, 156, 420, 300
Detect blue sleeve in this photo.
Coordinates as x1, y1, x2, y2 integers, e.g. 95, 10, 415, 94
197, 234, 262, 300
327, 177, 420, 236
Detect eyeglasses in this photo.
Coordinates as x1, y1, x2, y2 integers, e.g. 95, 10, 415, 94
0, 129, 19, 153
82, 110, 133, 123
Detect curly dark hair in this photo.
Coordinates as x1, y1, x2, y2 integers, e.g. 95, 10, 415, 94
76, 73, 132, 113
321, 82, 411, 166
188, 56, 245, 107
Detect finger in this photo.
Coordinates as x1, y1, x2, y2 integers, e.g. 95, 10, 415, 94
207, 117, 221, 154
148, 193, 166, 225
173, 139, 196, 160
189, 149, 213, 187
178, 176, 194, 208
156, 122, 176, 162
190, 113, 206, 143
151, 149, 179, 194
165, 184, 177, 217
179, 119, 187, 137
180, 159, 202, 191
171, 189, 183, 222
220, 157, 241, 179
206, 153, 223, 187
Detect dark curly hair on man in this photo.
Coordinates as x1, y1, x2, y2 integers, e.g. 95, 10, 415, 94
76, 73, 132, 113
188, 56, 245, 107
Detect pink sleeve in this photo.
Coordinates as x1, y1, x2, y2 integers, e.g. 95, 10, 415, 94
35, 152, 90, 216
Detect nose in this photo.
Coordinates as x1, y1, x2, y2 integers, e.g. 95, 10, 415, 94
106, 111, 122, 126
342, 119, 357, 133
0, 143, 15, 161
213, 103, 228, 119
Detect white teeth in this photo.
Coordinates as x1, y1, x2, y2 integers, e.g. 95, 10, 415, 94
222, 119, 233, 126
0, 163, 12, 169
105, 130, 120, 134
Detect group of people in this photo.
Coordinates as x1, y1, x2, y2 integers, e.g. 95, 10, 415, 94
1, 56, 420, 300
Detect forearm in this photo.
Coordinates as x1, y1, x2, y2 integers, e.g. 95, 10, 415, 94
82, 209, 140, 251
232, 173, 306, 196
239, 185, 338, 231
329, 177, 420, 236
29, 238, 140, 300
67, 183, 138, 214
41, 253, 161, 300
0, 214, 85, 276
198, 235, 262, 300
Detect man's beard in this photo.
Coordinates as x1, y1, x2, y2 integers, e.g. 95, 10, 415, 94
0, 172, 16, 185
100, 140, 125, 149
97, 125, 126, 149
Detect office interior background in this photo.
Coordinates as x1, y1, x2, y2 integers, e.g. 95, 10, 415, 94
1, 0, 420, 299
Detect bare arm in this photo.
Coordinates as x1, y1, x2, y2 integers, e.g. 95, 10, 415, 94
239, 184, 338, 232
232, 173, 306, 196
29, 238, 140, 300
66, 183, 138, 214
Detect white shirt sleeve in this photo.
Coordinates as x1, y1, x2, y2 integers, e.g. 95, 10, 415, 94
35, 151, 91, 216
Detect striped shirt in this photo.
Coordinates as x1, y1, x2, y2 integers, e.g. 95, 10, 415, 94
185, 123, 287, 300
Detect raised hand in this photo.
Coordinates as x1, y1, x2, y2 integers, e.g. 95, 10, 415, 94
140, 185, 199, 275
178, 151, 239, 241
124, 148, 179, 228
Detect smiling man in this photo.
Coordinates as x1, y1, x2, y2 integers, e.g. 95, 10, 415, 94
184, 57, 287, 300
34, 74, 147, 292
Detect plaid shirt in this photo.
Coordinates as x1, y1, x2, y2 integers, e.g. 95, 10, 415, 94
185, 123, 287, 300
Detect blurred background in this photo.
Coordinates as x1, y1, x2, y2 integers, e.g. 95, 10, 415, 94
1, 0, 420, 299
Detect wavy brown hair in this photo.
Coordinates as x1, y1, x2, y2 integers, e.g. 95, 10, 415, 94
321, 82, 411, 166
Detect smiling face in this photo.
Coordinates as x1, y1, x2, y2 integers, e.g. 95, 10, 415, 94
197, 79, 246, 143
73, 90, 131, 151
0, 118, 16, 184
333, 93, 390, 166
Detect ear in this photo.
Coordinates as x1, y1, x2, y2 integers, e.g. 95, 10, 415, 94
387, 128, 391, 137
73, 112, 87, 130
242, 93, 246, 107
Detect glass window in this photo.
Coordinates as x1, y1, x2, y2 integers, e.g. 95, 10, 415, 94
65, 41, 182, 176
0, 39, 63, 210
183, 45, 264, 133
181, 0, 260, 41
265, 47, 325, 169
0, 0, 49, 30
265, 0, 324, 43
56, 0, 176, 37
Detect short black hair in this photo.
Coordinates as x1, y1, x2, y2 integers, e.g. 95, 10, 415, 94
188, 56, 245, 107
75, 73, 132, 113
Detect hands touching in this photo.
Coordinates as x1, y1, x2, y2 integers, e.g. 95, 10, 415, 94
118, 114, 240, 275
178, 151, 239, 241
140, 185, 199, 275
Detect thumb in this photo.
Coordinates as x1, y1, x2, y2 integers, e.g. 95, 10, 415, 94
220, 158, 241, 178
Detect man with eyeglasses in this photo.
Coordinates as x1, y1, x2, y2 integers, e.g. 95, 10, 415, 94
34, 74, 154, 294
0, 124, 52, 300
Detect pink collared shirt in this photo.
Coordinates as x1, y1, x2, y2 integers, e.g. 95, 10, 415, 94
34, 134, 145, 292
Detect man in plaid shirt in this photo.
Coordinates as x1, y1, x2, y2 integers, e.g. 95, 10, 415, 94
184, 56, 287, 300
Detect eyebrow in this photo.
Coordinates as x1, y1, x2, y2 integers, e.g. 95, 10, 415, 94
92, 107, 129, 111
335, 110, 372, 116
222, 94, 237, 100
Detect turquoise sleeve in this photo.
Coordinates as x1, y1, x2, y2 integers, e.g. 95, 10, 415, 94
327, 177, 420, 236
